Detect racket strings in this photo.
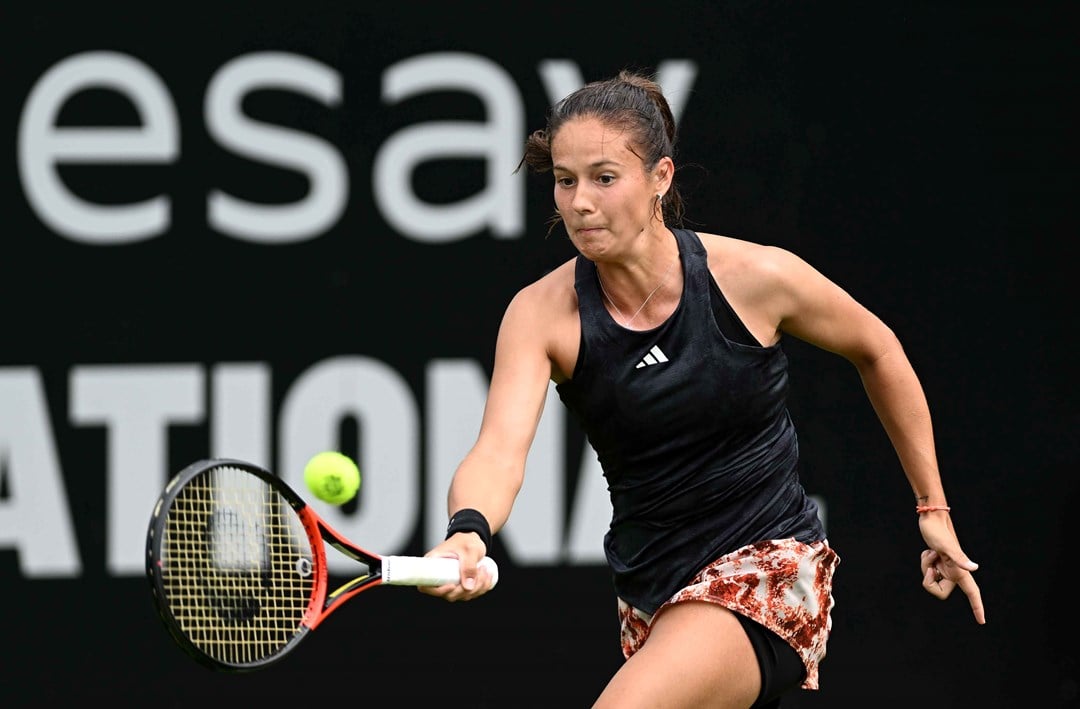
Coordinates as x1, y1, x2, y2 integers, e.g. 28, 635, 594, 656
159, 465, 313, 666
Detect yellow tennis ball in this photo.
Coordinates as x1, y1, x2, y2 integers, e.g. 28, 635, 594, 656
303, 451, 360, 505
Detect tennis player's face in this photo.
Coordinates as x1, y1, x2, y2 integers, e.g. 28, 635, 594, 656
551, 117, 656, 260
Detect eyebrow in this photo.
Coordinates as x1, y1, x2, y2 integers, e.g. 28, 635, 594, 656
552, 159, 621, 172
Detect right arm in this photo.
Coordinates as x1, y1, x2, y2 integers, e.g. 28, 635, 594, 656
420, 281, 559, 599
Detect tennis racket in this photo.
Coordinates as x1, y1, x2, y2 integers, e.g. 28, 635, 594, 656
146, 457, 498, 672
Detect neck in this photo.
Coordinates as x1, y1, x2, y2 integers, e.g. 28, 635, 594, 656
596, 251, 678, 328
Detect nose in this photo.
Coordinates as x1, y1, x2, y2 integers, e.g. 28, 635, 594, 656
569, 184, 595, 214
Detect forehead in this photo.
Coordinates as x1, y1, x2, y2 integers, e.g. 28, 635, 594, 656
551, 116, 638, 169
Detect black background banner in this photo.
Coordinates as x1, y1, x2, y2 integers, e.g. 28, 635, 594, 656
2, 3, 1075, 707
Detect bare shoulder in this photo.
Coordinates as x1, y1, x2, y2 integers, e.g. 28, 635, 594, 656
693, 232, 822, 345
695, 231, 805, 289
508, 258, 578, 318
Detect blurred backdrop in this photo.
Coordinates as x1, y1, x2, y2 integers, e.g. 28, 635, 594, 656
2, 3, 1074, 707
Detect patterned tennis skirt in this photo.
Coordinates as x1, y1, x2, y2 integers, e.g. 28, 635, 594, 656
617, 538, 840, 689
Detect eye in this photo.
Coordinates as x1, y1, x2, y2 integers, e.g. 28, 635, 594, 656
597, 174, 616, 185
556, 176, 575, 188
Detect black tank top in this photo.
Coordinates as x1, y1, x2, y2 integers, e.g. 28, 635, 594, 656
555, 228, 824, 614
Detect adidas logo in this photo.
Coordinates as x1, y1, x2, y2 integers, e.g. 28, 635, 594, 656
635, 345, 669, 369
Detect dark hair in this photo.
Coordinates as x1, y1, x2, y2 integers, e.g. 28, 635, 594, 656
519, 69, 686, 234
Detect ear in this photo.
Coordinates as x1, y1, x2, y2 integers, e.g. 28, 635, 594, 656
653, 155, 675, 196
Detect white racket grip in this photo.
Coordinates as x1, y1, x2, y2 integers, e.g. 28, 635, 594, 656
381, 555, 499, 588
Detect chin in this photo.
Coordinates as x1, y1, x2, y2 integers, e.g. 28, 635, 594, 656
569, 236, 609, 260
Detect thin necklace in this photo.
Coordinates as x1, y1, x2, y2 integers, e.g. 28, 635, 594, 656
597, 256, 678, 328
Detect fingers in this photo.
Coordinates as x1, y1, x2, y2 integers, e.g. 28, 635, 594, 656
922, 564, 953, 599
417, 575, 479, 602
925, 541, 979, 573
919, 549, 987, 625
424, 561, 494, 602
950, 553, 979, 573
457, 557, 483, 587
418, 538, 494, 602
452, 540, 494, 596
458, 557, 481, 592
417, 581, 457, 598
954, 570, 987, 625
920, 549, 939, 576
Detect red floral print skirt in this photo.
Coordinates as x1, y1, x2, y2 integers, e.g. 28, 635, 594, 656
617, 538, 840, 690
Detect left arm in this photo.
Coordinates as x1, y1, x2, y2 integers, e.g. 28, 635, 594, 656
752, 245, 985, 625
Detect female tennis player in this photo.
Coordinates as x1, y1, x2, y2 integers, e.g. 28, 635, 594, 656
422, 69, 985, 708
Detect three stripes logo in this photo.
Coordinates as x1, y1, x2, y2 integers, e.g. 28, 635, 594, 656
635, 345, 669, 369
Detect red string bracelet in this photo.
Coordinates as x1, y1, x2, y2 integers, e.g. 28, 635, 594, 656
916, 505, 951, 514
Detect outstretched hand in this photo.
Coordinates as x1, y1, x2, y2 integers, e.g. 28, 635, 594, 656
918, 514, 985, 624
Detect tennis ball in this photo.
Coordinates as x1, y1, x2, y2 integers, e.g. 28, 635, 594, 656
303, 451, 360, 505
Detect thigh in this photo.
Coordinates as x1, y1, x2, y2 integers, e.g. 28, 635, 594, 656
593, 601, 760, 709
